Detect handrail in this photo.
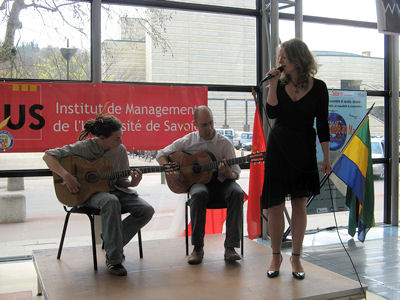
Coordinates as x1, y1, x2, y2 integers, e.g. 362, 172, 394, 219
0, 158, 392, 178
0, 162, 252, 178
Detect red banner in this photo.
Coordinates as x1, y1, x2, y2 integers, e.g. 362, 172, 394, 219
0, 83, 207, 152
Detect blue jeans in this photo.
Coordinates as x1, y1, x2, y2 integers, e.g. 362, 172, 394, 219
83, 190, 154, 265
189, 180, 243, 248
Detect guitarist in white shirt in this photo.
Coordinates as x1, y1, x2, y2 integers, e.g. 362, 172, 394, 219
157, 106, 243, 265
43, 113, 154, 276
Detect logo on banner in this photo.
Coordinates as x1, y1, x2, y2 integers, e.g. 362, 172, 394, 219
0, 84, 44, 141
329, 112, 347, 151
0, 130, 14, 151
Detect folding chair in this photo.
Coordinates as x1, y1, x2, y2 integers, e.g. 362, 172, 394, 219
185, 195, 244, 256
57, 205, 143, 270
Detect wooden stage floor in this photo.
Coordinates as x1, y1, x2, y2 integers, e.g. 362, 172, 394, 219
33, 235, 366, 300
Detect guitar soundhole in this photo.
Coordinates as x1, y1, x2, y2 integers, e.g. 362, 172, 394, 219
192, 163, 202, 174
86, 172, 99, 183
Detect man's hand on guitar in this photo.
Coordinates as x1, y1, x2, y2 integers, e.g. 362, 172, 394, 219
218, 159, 237, 180
130, 169, 142, 187
163, 162, 179, 175
62, 172, 80, 194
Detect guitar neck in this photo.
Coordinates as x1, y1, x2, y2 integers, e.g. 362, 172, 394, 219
202, 156, 249, 172
104, 165, 165, 180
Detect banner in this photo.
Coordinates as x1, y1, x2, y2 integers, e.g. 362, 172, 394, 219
308, 90, 367, 214
376, 0, 400, 35
0, 83, 207, 152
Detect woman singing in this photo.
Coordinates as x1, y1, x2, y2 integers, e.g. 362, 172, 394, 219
261, 38, 332, 280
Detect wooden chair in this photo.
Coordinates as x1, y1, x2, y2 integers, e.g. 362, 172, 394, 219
57, 206, 143, 270
185, 195, 244, 256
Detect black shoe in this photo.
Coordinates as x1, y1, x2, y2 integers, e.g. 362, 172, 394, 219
188, 246, 204, 265
224, 247, 241, 262
292, 271, 305, 280
267, 252, 282, 278
106, 260, 127, 276
291, 253, 305, 280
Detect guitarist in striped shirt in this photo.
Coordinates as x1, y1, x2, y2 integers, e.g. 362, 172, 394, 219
43, 113, 154, 276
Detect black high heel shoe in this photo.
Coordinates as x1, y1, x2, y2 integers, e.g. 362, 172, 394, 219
291, 253, 305, 280
267, 252, 282, 278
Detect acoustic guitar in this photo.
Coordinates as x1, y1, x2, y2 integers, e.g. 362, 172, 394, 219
164, 151, 265, 194
53, 155, 177, 206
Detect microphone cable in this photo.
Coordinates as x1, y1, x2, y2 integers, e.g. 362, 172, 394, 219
326, 178, 367, 299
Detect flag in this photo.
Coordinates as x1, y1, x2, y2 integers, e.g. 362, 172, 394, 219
332, 118, 375, 242
246, 101, 266, 239
185, 209, 227, 237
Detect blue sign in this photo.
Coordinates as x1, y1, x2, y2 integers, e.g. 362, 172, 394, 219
316, 90, 367, 162
309, 90, 367, 215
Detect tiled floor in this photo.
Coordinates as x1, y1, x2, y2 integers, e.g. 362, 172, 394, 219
257, 224, 398, 300
301, 225, 400, 300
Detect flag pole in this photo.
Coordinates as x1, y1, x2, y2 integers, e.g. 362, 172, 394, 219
330, 103, 375, 168
251, 87, 263, 116
282, 103, 375, 241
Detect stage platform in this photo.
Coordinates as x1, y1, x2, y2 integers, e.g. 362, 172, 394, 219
33, 235, 366, 299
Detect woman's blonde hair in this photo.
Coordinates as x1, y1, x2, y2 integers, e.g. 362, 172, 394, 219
279, 38, 318, 87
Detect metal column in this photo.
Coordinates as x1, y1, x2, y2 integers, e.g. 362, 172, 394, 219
294, 0, 303, 39
91, 0, 102, 83
390, 35, 399, 226
270, 0, 279, 66
91, 0, 102, 242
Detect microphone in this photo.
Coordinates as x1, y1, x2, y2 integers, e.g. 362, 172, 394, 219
259, 66, 284, 85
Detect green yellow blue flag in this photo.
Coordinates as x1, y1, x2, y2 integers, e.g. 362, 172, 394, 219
331, 118, 375, 242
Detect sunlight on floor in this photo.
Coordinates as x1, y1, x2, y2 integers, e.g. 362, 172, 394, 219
0, 260, 42, 299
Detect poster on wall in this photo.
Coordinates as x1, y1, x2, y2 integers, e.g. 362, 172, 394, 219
0, 83, 208, 152
308, 90, 367, 214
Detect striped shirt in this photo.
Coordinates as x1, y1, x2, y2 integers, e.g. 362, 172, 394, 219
45, 138, 130, 191
156, 131, 241, 182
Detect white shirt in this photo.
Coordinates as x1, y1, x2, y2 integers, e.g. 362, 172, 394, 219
156, 131, 241, 181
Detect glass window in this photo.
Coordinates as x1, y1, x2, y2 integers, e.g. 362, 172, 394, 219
0, 0, 91, 80
0, 153, 46, 170
208, 91, 255, 132
302, 0, 377, 23
280, 20, 385, 60
303, 24, 384, 59
162, 0, 256, 9
279, 21, 384, 90
242, 133, 252, 139
371, 140, 384, 155
102, 5, 256, 85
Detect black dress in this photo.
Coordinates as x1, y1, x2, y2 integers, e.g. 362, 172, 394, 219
261, 78, 330, 209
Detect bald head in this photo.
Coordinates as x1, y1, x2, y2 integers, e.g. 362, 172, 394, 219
194, 106, 213, 123
194, 106, 215, 140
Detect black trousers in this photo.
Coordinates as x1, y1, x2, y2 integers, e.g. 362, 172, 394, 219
188, 179, 243, 248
